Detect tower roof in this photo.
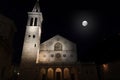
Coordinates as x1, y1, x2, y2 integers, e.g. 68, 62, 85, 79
32, 0, 40, 12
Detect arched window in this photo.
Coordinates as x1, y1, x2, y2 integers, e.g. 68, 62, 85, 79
30, 18, 33, 26
34, 18, 37, 26
54, 42, 62, 51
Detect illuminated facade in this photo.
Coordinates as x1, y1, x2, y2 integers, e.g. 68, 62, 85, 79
37, 35, 78, 80
37, 35, 77, 63
19, 0, 98, 80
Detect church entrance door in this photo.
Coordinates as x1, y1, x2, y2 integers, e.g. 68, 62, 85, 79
55, 68, 62, 80
56, 72, 61, 80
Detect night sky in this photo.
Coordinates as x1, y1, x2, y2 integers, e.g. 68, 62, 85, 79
0, 0, 120, 64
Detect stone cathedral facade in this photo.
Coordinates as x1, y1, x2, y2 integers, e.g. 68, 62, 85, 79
19, 0, 98, 80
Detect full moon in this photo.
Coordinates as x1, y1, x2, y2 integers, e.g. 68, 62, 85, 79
82, 20, 88, 26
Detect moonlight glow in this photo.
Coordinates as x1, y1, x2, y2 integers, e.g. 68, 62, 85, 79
82, 21, 88, 26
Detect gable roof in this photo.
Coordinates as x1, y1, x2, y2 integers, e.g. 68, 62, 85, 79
41, 35, 76, 45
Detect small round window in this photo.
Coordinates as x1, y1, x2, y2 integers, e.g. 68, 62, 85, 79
56, 53, 61, 58
28, 35, 31, 37
63, 54, 66, 57
51, 54, 54, 57
33, 35, 35, 38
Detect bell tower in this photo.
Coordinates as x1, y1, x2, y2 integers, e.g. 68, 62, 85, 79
19, 0, 43, 79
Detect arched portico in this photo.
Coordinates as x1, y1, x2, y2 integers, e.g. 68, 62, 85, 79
40, 68, 46, 80
47, 68, 54, 80
38, 67, 76, 80
64, 68, 70, 80
55, 68, 62, 80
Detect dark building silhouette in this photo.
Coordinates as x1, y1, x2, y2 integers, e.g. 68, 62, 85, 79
0, 14, 16, 80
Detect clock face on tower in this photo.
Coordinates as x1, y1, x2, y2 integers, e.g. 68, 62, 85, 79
55, 53, 61, 58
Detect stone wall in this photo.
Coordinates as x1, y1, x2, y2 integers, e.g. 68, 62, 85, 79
38, 35, 77, 63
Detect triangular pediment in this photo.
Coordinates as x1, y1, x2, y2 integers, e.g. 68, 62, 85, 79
40, 35, 76, 51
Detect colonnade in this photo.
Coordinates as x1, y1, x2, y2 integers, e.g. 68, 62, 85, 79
38, 67, 76, 80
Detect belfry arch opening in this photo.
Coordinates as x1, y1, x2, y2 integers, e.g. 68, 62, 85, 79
34, 18, 37, 26
30, 18, 33, 26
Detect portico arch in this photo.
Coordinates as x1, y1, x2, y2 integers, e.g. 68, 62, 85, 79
55, 68, 62, 80
40, 68, 46, 80
47, 68, 54, 80
64, 68, 70, 80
